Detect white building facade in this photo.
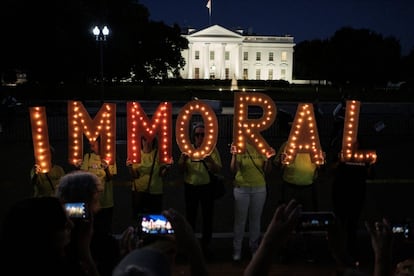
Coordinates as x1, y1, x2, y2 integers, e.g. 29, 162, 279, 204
180, 25, 295, 82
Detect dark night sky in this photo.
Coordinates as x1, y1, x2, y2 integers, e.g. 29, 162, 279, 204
140, 0, 414, 55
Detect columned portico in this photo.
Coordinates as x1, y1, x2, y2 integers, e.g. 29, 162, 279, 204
180, 24, 295, 82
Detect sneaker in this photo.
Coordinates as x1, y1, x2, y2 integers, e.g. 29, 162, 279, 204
232, 251, 241, 261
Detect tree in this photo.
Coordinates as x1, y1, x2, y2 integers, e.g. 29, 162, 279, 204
293, 39, 330, 82
328, 27, 401, 86
0, 0, 188, 86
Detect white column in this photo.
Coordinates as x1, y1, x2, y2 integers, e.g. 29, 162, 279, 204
236, 43, 242, 79
204, 43, 210, 79
187, 43, 193, 79
220, 43, 226, 79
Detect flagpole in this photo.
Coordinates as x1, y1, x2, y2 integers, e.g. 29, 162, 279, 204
206, 0, 212, 25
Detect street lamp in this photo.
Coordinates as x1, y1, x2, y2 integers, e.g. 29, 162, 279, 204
92, 25, 109, 101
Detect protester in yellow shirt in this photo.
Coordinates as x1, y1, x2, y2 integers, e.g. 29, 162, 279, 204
77, 138, 117, 235
30, 146, 65, 197
178, 122, 222, 259
127, 136, 171, 217
230, 142, 274, 261
274, 140, 319, 211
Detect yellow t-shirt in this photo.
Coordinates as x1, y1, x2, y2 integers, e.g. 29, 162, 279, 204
180, 148, 222, 186
80, 152, 117, 208
31, 165, 65, 197
275, 142, 318, 186
233, 144, 267, 188
131, 149, 164, 194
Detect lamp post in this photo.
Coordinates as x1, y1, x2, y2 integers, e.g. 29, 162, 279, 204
92, 25, 109, 101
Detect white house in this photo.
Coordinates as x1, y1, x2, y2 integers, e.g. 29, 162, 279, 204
180, 24, 295, 82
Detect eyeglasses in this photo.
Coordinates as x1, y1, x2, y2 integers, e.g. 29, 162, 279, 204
194, 133, 205, 138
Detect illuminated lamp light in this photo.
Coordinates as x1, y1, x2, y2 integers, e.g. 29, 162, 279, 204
340, 100, 377, 163
126, 101, 173, 164
232, 92, 276, 156
283, 103, 324, 165
29, 106, 51, 173
175, 99, 218, 161
67, 101, 116, 166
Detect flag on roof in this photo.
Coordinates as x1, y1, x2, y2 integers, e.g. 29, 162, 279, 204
206, 0, 211, 16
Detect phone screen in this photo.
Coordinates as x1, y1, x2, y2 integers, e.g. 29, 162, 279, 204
296, 212, 335, 232
138, 214, 174, 235
392, 224, 410, 238
64, 202, 88, 219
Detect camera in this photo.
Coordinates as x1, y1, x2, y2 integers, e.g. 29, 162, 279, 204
392, 224, 410, 239
64, 202, 89, 219
137, 214, 174, 237
296, 211, 335, 232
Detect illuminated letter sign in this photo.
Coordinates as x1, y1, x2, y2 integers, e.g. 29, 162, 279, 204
67, 101, 116, 165
175, 99, 218, 161
29, 106, 52, 172
126, 101, 173, 164
232, 92, 276, 156
341, 100, 377, 163
283, 103, 324, 165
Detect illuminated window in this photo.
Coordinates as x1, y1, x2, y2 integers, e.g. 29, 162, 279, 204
210, 51, 215, 60
225, 51, 230, 60
281, 51, 287, 62
256, 69, 261, 80
269, 52, 274, 61
268, 69, 273, 80
243, 68, 248, 80
243, 52, 248, 61
281, 69, 286, 80
195, 50, 200, 60
194, 68, 200, 79
225, 68, 230, 79
210, 64, 215, 79
256, 52, 261, 61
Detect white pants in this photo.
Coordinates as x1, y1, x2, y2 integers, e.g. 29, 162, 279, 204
233, 186, 266, 253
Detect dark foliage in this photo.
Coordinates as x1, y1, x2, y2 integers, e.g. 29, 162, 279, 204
0, 0, 187, 86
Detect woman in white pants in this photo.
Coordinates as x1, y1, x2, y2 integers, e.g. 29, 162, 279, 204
230, 143, 274, 261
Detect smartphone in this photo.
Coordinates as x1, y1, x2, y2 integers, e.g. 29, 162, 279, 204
64, 202, 89, 219
392, 224, 410, 239
137, 214, 174, 236
296, 211, 335, 232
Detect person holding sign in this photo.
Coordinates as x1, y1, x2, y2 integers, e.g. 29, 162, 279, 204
274, 140, 320, 212
30, 146, 65, 197
76, 138, 117, 235
273, 103, 324, 212
178, 122, 222, 259
230, 142, 274, 261
127, 136, 171, 217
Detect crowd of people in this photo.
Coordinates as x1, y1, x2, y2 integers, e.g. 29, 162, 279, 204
1, 100, 414, 276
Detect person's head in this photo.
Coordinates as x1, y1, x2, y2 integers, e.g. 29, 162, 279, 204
89, 138, 100, 154
141, 136, 157, 152
1, 197, 73, 258
192, 122, 205, 148
112, 246, 172, 276
56, 171, 102, 214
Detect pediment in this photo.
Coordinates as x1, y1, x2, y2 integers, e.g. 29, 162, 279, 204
188, 25, 243, 39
